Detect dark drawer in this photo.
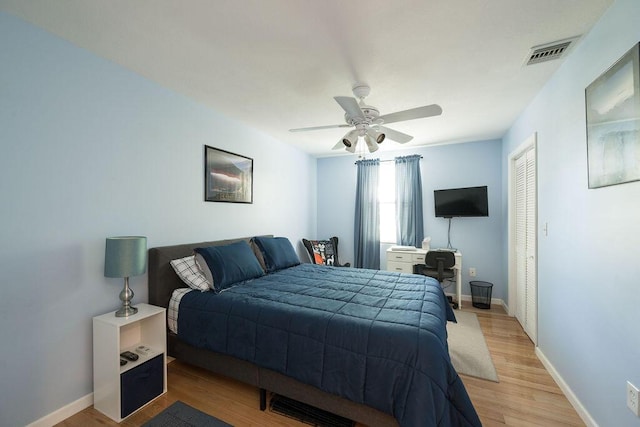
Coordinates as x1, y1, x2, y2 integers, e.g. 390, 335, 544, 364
120, 354, 164, 418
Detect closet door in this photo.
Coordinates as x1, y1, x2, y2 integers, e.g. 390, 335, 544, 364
514, 147, 537, 344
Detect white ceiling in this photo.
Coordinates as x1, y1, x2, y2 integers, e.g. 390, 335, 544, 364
1, 0, 613, 157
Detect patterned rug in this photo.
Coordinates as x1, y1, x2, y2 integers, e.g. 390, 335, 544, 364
143, 401, 233, 427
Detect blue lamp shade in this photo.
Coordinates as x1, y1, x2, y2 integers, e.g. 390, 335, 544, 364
104, 236, 147, 278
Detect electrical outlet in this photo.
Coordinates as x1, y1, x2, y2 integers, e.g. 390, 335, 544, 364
469, 267, 477, 277
628, 381, 640, 416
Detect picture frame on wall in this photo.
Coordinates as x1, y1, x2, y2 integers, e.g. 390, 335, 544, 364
585, 42, 640, 189
204, 145, 253, 203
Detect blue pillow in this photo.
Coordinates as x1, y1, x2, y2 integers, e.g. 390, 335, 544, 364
194, 241, 264, 291
253, 236, 300, 273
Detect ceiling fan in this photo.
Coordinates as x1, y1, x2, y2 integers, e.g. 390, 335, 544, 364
289, 84, 442, 153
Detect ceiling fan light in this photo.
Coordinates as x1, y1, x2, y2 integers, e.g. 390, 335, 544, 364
345, 139, 358, 153
367, 128, 385, 144
342, 129, 359, 149
364, 134, 379, 153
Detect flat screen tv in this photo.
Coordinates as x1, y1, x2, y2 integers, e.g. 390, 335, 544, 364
434, 186, 488, 218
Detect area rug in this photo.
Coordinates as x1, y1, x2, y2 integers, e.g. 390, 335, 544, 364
143, 401, 233, 427
447, 311, 499, 382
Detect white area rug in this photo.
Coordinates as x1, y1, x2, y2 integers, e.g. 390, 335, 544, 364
447, 310, 499, 382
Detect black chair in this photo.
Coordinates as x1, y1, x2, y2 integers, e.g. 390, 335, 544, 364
302, 237, 350, 267
414, 250, 456, 306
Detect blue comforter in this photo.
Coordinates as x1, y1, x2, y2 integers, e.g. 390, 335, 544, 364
178, 264, 481, 427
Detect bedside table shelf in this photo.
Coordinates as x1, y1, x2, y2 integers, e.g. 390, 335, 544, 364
119, 344, 163, 374
93, 303, 167, 422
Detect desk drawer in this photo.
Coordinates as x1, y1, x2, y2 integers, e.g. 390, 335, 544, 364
387, 252, 414, 262
411, 253, 426, 263
387, 261, 413, 273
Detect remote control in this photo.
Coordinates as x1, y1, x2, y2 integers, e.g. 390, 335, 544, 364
135, 345, 152, 356
120, 351, 139, 361
120, 358, 128, 366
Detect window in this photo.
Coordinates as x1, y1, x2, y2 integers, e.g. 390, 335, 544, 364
379, 162, 396, 244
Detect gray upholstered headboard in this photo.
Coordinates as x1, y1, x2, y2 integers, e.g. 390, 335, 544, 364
147, 236, 270, 309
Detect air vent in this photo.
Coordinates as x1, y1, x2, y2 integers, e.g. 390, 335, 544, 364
525, 37, 579, 66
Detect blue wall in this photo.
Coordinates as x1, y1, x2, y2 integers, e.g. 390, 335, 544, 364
317, 139, 504, 301
3, 0, 639, 425
0, 13, 316, 426
502, 0, 640, 425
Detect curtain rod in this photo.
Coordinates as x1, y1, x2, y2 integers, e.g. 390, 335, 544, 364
354, 156, 423, 164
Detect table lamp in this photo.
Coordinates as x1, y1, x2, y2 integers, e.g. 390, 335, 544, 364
104, 236, 147, 317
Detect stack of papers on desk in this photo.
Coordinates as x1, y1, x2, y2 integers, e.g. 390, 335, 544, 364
390, 245, 417, 251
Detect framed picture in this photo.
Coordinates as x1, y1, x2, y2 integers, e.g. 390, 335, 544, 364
204, 145, 253, 203
585, 42, 640, 189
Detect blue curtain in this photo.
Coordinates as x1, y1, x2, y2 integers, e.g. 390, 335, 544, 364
354, 159, 380, 269
395, 155, 424, 248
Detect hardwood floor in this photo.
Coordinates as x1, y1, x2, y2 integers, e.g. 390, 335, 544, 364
459, 305, 584, 426
57, 305, 584, 426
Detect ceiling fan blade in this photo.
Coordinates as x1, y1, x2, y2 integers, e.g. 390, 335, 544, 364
378, 104, 442, 125
289, 124, 351, 132
378, 126, 414, 144
332, 140, 345, 150
334, 96, 365, 120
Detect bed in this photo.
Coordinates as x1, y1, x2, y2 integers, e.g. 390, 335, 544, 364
148, 236, 481, 427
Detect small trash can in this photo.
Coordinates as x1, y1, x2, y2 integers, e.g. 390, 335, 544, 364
470, 281, 493, 309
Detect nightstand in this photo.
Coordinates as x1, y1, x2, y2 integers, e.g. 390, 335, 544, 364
93, 303, 167, 422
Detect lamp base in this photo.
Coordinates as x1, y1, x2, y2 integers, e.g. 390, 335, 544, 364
115, 305, 138, 317
115, 276, 137, 317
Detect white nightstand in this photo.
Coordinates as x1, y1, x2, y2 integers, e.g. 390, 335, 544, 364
93, 303, 167, 422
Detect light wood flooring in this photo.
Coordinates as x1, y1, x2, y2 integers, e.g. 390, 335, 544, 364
57, 305, 584, 426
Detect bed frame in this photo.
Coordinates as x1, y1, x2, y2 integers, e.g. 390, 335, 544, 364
148, 236, 398, 427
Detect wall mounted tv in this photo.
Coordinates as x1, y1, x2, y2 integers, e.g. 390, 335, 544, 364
434, 186, 489, 218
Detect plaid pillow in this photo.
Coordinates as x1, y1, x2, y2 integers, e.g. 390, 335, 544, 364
170, 255, 211, 291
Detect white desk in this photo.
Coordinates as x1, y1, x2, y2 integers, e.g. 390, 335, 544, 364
385, 248, 463, 309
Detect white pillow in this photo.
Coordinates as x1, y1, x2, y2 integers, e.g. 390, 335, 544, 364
194, 252, 214, 288
170, 255, 211, 291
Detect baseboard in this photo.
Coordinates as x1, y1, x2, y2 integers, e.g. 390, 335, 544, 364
449, 293, 506, 311
26, 393, 93, 427
535, 347, 599, 427
26, 358, 175, 426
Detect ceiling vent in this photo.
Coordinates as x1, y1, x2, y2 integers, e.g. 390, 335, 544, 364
525, 37, 580, 66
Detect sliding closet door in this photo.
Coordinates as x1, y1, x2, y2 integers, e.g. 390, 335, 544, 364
514, 146, 537, 344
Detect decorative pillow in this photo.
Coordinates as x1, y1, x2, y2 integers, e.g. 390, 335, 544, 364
194, 241, 265, 291
307, 239, 336, 266
170, 255, 211, 291
253, 236, 300, 273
